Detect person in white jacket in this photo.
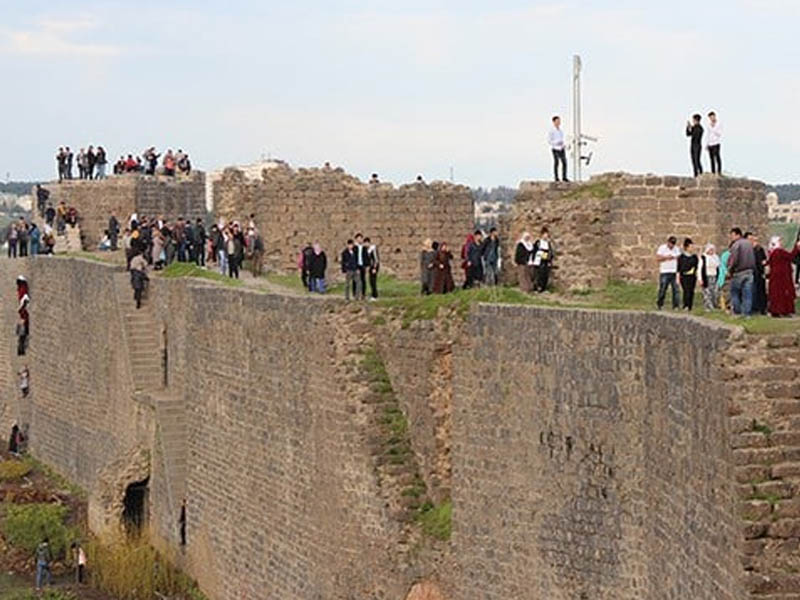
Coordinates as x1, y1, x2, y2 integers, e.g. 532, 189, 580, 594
706, 111, 723, 174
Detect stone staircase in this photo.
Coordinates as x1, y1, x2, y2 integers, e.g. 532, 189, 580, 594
153, 389, 189, 517
53, 225, 82, 254
112, 271, 187, 542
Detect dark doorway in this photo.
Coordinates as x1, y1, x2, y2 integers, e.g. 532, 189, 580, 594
122, 477, 149, 534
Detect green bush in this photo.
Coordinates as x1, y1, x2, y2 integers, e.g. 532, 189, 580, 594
1, 503, 79, 560
417, 499, 452, 541
0, 459, 32, 481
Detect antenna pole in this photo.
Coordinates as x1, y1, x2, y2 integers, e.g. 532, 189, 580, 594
572, 54, 582, 182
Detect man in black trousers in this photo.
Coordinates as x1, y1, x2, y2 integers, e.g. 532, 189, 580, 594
685, 114, 704, 176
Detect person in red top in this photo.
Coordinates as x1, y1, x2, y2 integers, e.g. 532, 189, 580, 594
766, 236, 800, 317
163, 150, 176, 176
124, 155, 137, 172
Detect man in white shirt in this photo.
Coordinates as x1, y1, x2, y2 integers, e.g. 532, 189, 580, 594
656, 235, 681, 309
706, 111, 722, 175
548, 115, 569, 182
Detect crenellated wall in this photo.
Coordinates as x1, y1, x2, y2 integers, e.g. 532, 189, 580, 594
213, 165, 475, 281
43, 174, 206, 248
0, 257, 794, 599
501, 172, 768, 290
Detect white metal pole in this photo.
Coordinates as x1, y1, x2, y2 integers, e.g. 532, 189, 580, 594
573, 55, 582, 182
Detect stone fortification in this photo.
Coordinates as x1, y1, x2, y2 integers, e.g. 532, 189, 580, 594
501, 172, 767, 290
0, 257, 796, 599
213, 165, 475, 280
44, 174, 206, 248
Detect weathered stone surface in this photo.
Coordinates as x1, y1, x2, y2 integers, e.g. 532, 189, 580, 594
44, 173, 206, 247
214, 165, 474, 281
500, 172, 768, 290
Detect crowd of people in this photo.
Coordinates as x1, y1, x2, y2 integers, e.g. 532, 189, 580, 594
113, 148, 192, 176
56, 146, 108, 182
655, 227, 798, 318
120, 212, 265, 307
55, 146, 191, 181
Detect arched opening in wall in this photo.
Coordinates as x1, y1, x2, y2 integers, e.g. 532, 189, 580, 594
122, 476, 149, 535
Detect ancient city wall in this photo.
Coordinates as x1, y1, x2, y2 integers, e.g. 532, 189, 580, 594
450, 305, 744, 599
502, 173, 768, 290
44, 174, 206, 248
213, 166, 475, 280
1, 257, 796, 599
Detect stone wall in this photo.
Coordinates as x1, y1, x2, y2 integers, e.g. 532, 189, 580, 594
213, 166, 474, 280
501, 173, 768, 290
450, 305, 744, 599
2, 257, 796, 599
44, 174, 206, 248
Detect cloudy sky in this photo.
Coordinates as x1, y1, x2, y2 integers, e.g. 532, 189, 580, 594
1, 0, 797, 187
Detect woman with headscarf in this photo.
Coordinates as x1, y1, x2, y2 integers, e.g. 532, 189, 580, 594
432, 242, 455, 294
766, 236, 800, 317
514, 232, 535, 293
420, 239, 436, 295
700, 243, 720, 311
308, 242, 327, 293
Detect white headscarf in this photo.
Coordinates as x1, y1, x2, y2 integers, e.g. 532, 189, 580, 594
769, 236, 782, 252
519, 232, 534, 251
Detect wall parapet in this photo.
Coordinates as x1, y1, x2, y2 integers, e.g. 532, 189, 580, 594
502, 171, 768, 290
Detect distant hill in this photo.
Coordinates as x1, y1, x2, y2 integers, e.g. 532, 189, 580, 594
769, 184, 800, 204
0, 182, 39, 196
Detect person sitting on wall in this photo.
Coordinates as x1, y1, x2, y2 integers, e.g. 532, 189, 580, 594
98, 230, 112, 251
177, 153, 191, 175
124, 154, 138, 173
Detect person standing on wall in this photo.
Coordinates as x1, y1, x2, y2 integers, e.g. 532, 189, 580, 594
548, 116, 569, 182
747, 232, 768, 315
514, 232, 535, 293
686, 114, 704, 176
700, 243, 720, 311
727, 227, 756, 317
706, 111, 722, 174
532, 227, 555, 292
677, 238, 698, 310
354, 233, 366, 300
656, 235, 681, 310
341, 239, 358, 301
483, 227, 501, 286
365, 237, 380, 300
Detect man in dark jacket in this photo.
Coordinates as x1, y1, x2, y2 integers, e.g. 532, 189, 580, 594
685, 114, 704, 176
341, 239, 359, 301
193, 218, 207, 267
301, 243, 314, 290
465, 230, 484, 289
483, 227, 501, 286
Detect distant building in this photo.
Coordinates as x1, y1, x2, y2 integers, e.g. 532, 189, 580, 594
767, 191, 800, 224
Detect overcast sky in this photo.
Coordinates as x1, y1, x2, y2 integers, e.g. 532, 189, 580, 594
1, 0, 797, 187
